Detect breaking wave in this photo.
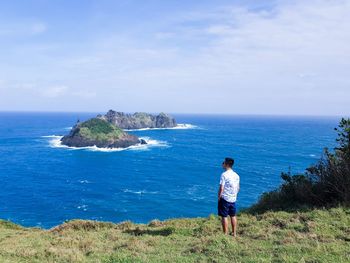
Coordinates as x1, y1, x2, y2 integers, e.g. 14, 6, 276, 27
125, 123, 197, 131
42, 135, 168, 152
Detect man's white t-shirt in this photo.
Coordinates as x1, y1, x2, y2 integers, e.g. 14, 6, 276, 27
219, 169, 240, 203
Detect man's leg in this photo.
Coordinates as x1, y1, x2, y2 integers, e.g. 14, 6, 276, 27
230, 216, 237, 237
221, 216, 228, 234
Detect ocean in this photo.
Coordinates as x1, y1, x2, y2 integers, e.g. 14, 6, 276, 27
0, 112, 339, 228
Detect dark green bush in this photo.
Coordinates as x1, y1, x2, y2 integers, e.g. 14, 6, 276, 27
249, 118, 350, 213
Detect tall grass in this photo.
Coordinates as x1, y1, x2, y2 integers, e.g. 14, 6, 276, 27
0, 208, 349, 262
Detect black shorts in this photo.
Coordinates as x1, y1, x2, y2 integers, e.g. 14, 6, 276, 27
218, 197, 236, 217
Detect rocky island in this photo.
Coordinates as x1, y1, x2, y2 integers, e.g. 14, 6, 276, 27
61, 118, 146, 148
99, 110, 177, 129
60, 110, 177, 149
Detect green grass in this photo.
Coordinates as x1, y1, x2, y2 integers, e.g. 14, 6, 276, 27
0, 207, 349, 262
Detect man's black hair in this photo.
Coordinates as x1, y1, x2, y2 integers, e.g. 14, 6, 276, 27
224, 157, 234, 167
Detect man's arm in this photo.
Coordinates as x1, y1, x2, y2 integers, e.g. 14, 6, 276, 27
218, 173, 225, 200
218, 184, 224, 200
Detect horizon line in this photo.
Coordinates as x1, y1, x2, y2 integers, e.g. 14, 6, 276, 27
0, 110, 347, 118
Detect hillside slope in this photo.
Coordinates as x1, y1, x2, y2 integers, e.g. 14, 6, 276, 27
0, 208, 349, 262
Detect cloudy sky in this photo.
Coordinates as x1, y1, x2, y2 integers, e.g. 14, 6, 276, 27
0, 0, 349, 115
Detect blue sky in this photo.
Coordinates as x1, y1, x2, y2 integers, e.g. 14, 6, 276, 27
0, 0, 349, 115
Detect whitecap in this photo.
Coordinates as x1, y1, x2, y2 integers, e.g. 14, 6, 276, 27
172, 123, 197, 129
124, 123, 197, 131
123, 189, 159, 195
41, 135, 61, 138
77, 204, 88, 211
42, 135, 71, 149
191, 196, 206, 201
78, 180, 90, 184
42, 135, 168, 152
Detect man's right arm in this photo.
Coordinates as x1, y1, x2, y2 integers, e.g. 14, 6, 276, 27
218, 174, 225, 200
218, 184, 224, 200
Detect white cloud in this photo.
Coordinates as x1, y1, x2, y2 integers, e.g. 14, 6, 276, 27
0, 79, 6, 90
42, 85, 69, 98
30, 23, 47, 35
0, 21, 47, 37
144, 0, 350, 102
71, 91, 97, 99
0, 0, 349, 114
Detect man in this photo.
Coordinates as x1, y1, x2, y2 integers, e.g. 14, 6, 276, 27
218, 157, 240, 236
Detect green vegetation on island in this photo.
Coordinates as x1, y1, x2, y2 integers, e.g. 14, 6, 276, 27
79, 118, 124, 140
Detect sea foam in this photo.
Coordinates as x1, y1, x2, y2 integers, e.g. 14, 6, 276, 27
123, 189, 159, 195
124, 123, 197, 131
42, 135, 168, 152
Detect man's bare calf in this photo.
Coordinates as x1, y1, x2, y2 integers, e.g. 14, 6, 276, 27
221, 216, 237, 236
230, 215, 237, 237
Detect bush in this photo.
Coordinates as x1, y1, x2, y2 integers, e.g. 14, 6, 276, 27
249, 118, 350, 213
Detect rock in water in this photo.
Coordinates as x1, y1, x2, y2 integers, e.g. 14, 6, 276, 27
61, 118, 144, 148
155, 112, 176, 128
101, 110, 177, 129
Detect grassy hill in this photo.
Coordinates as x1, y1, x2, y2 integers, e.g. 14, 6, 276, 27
0, 207, 349, 262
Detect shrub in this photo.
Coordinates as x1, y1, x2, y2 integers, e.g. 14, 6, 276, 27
249, 118, 350, 213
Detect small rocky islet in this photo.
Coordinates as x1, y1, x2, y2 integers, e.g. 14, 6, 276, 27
99, 110, 177, 129
60, 110, 177, 148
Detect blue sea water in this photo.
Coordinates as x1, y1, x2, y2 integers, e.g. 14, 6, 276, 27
0, 112, 340, 228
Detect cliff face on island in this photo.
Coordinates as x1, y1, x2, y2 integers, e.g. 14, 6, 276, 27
99, 110, 177, 129
60, 118, 145, 148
